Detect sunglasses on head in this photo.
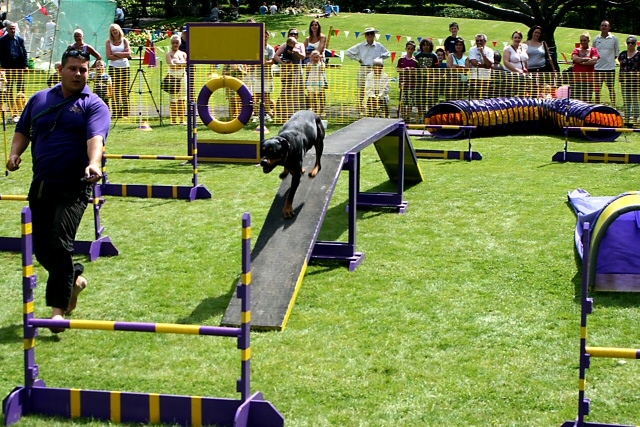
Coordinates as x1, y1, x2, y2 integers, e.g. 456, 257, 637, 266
628, 41, 637, 45
289, 32, 298, 36
62, 49, 90, 60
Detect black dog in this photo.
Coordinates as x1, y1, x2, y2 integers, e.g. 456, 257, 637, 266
260, 110, 325, 218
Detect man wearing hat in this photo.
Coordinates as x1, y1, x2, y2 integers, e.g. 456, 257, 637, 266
346, 27, 390, 114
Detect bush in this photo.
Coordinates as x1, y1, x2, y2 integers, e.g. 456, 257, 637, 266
434, 6, 497, 21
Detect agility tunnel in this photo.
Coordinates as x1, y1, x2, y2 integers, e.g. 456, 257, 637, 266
424, 98, 623, 142
562, 190, 640, 427
568, 189, 640, 292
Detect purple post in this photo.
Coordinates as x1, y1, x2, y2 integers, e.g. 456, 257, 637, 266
237, 213, 251, 401
21, 207, 39, 389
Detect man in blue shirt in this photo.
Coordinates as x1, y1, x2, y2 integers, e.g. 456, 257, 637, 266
6, 48, 110, 332
0, 22, 28, 121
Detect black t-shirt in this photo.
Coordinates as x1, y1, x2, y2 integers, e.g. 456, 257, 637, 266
415, 51, 438, 68
444, 36, 457, 53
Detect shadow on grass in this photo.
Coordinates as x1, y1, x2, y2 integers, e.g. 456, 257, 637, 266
176, 277, 237, 325
0, 323, 21, 344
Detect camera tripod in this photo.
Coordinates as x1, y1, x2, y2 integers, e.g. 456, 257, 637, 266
113, 45, 163, 127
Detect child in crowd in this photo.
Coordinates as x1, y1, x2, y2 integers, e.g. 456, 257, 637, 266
415, 38, 439, 117
397, 41, 418, 122
247, 29, 275, 123
90, 60, 112, 107
364, 58, 390, 118
47, 61, 61, 87
435, 48, 447, 68
222, 63, 246, 120
306, 49, 327, 117
443, 22, 459, 55
280, 37, 298, 63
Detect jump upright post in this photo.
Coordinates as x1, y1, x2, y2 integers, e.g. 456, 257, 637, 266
561, 192, 640, 427
0, 185, 118, 262
2, 208, 283, 427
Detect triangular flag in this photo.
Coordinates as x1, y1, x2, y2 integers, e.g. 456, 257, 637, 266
334, 29, 340, 36
339, 50, 345, 62
281, 31, 286, 37
270, 32, 276, 38
301, 30, 306, 36
344, 30, 349, 38
417, 37, 422, 43
355, 31, 360, 39
391, 52, 397, 63
148, 41, 157, 67
167, 30, 172, 37
135, 29, 141, 35
39, 6, 48, 15
375, 33, 380, 40
406, 36, 412, 42
396, 35, 401, 42
385, 34, 391, 41
25, 15, 33, 24
331, 49, 336, 57
143, 39, 151, 65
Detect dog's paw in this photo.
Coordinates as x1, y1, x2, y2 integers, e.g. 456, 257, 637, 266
283, 207, 295, 218
308, 166, 321, 178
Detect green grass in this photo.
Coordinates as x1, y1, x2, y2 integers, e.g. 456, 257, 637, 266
1, 12, 640, 427
1, 122, 640, 426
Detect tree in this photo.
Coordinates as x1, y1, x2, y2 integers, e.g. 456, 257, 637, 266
437, 0, 635, 67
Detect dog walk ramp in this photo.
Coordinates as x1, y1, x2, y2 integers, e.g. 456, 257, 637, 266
223, 118, 423, 330
222, 153, 344, 330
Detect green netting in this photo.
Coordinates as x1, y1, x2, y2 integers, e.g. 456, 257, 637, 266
7, 0, 115, 70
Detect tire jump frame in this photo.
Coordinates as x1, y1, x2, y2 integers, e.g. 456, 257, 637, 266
0, 187, 118, 262
100, 122, 212, 201
561, 192, 640, 427
2, 209, 283, 427
425, 97, 623, 143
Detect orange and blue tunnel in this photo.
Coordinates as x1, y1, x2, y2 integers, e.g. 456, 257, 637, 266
425, 97, 623, 142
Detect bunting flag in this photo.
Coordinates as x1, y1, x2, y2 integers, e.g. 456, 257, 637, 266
385, 34, 391, 41
301, 30, 306, 36
375, 33, 380, 40
148, 41, 157, 67
331, 49, 336, 57
344, 30, 349, 38
143, 39, 151, 65
355, 31, 360, 39
492, 41, 497, 47
406, 36, 411, 42
25, 15, 33, 24
135, 29, 141, 35
124, 28, 130, 34
270, 32, 276, 38
39, 6, 48, 15
396, 35, 401, 42
391, 51, 397, 63
167, 30, 172, 37
281, 31, 286, 37
417, 37, 422, 43
334, 29, 340, 36
339, 50, 345, 62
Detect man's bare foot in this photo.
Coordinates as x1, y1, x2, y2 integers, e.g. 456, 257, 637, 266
50, 309, 66, 334
66, 276, 87, 315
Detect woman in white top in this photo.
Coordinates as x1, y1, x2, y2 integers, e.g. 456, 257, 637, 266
165, 34, 187, 125
304, 19, 326, 62
446, 38, 469, 100
106, 23, 131, 118
503, 30, 528, 75
525, 26, 552, 73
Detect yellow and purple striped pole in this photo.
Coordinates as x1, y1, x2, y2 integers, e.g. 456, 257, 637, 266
238, 212, 252, 401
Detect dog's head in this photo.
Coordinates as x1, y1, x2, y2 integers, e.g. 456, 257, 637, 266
260, 136, 289, 174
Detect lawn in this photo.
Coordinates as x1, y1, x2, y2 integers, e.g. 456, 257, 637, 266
1, 12, 640, 427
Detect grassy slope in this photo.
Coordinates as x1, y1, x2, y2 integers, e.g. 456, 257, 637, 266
1, 13, 639, 427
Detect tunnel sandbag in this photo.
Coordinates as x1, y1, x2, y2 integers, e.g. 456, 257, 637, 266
425, 97, 623, 141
